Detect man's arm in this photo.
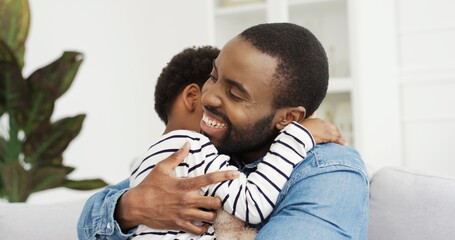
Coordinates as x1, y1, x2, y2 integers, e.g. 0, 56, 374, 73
77, 179, 132, 240
77, 143, 239, 239
256, 144, 369, 240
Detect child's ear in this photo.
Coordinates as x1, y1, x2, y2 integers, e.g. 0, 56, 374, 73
182, 83, 201, 112
275, 106, 306, 130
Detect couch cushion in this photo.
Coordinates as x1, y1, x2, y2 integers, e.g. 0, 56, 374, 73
369, 167, 455, 240
0, 199, 86, 240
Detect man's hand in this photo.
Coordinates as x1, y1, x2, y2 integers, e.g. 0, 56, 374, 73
300, 118, 347, 146
115, 142, 239, 234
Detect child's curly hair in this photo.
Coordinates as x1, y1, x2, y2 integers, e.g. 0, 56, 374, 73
154, 46, 220, 124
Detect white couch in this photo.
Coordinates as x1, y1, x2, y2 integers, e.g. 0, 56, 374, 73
0, 199, 86, 240
1, 167, 455, 240
368, 167, 455, 240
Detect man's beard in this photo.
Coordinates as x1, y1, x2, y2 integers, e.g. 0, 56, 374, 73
214, 112, 279, 156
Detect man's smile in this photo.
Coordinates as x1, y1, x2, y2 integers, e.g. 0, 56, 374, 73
201, 113, 227, 129
200, 109, 229, 143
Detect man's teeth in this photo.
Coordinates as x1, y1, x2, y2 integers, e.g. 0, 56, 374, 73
203, 115, 227, 128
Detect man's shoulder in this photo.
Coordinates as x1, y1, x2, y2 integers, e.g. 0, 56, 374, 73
299, 143, 367, 177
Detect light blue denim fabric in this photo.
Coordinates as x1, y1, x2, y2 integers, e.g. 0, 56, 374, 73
78, 143, 368, 240
77, 179, 136, 240
254, 143, 369, 240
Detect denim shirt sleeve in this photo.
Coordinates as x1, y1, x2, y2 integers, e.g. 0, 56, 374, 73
77, 179, 137, 240
255, 143, 370, 240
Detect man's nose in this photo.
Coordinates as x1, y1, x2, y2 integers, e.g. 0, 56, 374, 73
202, 82, 223, 107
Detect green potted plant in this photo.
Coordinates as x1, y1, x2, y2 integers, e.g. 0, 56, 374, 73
0, 0, 107, 202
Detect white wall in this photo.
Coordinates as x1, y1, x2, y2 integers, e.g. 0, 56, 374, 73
24, 0, 210, 202
397, 0, 455, 177
348, 0, 402, 172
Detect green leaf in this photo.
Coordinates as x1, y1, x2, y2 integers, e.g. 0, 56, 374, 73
0, 100, 3, 117
64, 179, 108, 190
27, 51, 84, 100
0, 135, 6, 161
0, 40, 18, 65
2, 119, 23, 163
59, 164, 75, 174
0, 40, 18, 117
30, 166, 67, 193
23, 114, 85, 166
0, 60, 27, 124
0, 186, 5, 199
22, 52, 84, 134
0, 161, 31, 202
40, 156, 66, 166
0, 53, 26, 162
0, 0, 30, 69
23, 75, 55, 134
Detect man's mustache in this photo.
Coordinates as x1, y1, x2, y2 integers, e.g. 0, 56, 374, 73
203, 105, 231, 126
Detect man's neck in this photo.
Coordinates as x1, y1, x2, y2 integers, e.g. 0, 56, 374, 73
238, 146, 270, 164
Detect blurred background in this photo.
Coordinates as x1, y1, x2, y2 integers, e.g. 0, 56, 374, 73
22, 0, 455, 202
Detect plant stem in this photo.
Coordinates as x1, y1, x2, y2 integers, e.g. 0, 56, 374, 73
5, 117, 22, 162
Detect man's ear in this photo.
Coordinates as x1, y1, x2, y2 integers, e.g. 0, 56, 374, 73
275, 106, 306, 130
182, 83, 201, 112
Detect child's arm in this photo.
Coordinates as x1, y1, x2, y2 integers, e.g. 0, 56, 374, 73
300, 117, 346, 146
130, 122, 341, 226
202, 121, 315, 224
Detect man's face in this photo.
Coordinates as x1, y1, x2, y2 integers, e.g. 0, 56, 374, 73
200, 37, 282, 158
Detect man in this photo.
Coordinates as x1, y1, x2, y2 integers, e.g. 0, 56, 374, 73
78, 23, 368, 240
126, 45, 339, 239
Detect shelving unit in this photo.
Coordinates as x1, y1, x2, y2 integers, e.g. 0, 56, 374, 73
209, 0, 356, 146
61, 0, 455, 185
212, 1, 267, 49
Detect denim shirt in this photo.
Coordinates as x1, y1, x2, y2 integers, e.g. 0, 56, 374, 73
77, 179, 135, 240
78, 143, 369, 240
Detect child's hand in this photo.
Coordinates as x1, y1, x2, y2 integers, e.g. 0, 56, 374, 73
299, 118, 347, 146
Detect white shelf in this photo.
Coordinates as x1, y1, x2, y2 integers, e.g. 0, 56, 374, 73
213, 1, 267, 47
288, 0, 340, 7
215, 2, 266, 16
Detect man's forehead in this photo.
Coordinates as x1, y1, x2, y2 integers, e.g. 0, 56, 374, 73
215, 37, 278, 80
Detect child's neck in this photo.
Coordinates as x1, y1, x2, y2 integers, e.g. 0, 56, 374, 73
163, 117, 199, 135
163, 123, 178, 135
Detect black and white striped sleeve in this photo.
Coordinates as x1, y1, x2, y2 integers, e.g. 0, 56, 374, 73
128, 130, 223, 238
202, 121, 314, 224
129, 130, 218, 188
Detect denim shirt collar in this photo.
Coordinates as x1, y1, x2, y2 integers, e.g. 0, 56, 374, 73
230, 155, 262, 175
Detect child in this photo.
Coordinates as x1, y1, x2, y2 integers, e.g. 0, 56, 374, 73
130, 46, 342, 239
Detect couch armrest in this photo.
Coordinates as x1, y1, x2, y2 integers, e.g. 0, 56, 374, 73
369, 167, 455, 240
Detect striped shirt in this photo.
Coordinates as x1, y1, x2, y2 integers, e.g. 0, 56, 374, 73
130, 121, 315, 239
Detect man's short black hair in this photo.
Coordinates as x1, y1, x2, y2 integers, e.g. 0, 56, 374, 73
154, 46, 220, 124
240, 23, 329, 117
